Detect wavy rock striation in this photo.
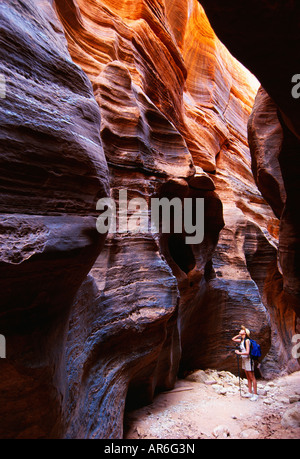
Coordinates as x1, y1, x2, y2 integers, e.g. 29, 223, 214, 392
0, 0, 109, 438
200, 0, 300, 372
0, 0, 298, 439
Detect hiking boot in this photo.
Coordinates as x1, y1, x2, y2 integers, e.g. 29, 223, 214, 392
250, 394, 258, 402
243, 392, 252, 398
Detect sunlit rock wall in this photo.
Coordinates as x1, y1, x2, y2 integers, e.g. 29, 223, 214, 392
199, 0, 300, 376
54, 0, 289, 420
0, 0, 297, 439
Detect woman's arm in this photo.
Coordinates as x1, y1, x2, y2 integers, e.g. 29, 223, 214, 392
232, 334, 241, 343
235, 339, 250, 356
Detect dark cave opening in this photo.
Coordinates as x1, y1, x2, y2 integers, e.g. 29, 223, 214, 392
167, 233, 196, 274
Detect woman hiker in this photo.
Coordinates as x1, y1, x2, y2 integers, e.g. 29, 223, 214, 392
232, 326, 258, 401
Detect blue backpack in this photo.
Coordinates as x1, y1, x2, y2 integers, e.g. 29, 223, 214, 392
249, 339, 261, 360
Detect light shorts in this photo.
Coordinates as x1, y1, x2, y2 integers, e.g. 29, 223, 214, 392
241, 356, 253, 372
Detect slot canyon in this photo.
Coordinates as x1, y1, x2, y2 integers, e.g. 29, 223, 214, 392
0, 0, 299, 439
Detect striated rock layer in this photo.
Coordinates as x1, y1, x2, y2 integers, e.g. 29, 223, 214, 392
199, 0, 300, 372
0, 0, 109, 438
0, 0, 298, 439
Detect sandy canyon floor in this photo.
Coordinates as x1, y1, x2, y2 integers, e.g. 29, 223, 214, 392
124, 369, 300, 440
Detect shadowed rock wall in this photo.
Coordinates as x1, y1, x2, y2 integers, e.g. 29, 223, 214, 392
0, 0, 109, 438
199, 0, 300, 373
0, 0, 298, 439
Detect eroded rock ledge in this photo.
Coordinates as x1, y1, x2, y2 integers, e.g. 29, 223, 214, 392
0, 0, 299, 439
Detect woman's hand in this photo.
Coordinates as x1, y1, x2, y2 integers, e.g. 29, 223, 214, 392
232, 334, 242, 342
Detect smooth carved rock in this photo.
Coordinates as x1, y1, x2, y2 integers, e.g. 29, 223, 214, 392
248, 87, 299, 376
0, 2, 109, 215
65, 234, 180, 438
198, 0, 300, 139
94, 61, 195, 177
1, 0, 298, 440
248, 86, 286, 221
0, 0, 109, 439
200, 0, 300, 319
188, 167, 215, 191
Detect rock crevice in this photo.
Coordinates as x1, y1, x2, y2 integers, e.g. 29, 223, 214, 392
0, 0, 299, 439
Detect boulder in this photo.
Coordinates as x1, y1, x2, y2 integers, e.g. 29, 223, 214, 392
281, 403, 300, 429
212, 425, 231, 439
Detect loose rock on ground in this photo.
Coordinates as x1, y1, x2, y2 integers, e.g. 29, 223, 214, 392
124, 370, 300, 439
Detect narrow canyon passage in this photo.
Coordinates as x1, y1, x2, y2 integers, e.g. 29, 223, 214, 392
124, 369, 300, 439
0, 0, 299, 439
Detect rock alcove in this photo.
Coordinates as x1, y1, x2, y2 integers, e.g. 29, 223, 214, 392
0, 0, 299, 439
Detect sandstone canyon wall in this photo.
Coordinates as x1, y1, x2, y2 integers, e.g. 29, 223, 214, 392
199, 0, 300, 386
0, 0, 299, 439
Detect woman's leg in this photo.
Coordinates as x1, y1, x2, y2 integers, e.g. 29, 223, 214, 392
249, 371, 257, 395
244, 370, 252, 393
